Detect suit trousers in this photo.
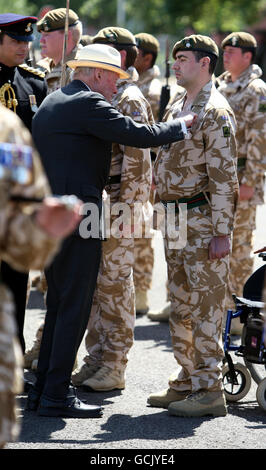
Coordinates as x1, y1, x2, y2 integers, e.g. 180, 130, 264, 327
0, 261, 28, 354
34, 233, 102, 401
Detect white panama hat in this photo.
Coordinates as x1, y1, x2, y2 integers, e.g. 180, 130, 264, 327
67, 43, 130, 79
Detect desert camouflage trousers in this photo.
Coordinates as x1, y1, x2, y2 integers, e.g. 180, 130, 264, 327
84, 234, 135, 372
133, 199, 155, 292
164, 205, 229, 393
226, 202, 257, 310
133, 236, 154, 292
0, 285, 23, 448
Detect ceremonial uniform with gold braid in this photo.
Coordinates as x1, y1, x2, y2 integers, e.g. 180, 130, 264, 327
0, 62, 47, 131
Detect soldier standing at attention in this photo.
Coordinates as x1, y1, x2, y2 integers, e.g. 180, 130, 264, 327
131, 32, 161, 317
134, 33, 161, 121
217, 32, 266, 334
0, 14, 47, 363
148, 35, 239, 418
0, 103, 82, 448
71, 27, 155, 392
36, 8, 83, 94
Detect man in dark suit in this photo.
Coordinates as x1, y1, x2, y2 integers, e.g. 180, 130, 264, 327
28, 43, 195, 418
0, 14, 47, 357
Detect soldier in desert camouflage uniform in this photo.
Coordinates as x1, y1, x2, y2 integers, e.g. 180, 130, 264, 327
132, 33, 161, 315
0, 104, 81, 448
217, 32, 266, 334
134, 33, 161, 121
71, 27, 154, 391
148, 35, 239, 417
36, 8, 83, 93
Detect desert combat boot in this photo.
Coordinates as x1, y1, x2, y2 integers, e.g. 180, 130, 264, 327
147, 302, 172, 322
71, 362, 100, 386
147, 387, 190, 408
168, 389, 227, 417
81, 365, 125, 391
135, 289, 149, 315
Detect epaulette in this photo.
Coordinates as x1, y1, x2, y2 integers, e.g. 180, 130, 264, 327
19, 64, 46, 79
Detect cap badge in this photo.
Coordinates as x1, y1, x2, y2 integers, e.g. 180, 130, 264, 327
43, 20, 49, 32
25, 23, 32, 32
104, 32, 117, 43
231, 36, 237, 46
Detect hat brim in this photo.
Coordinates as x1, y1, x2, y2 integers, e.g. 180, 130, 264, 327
66, 59, 130, 79
5, 32, 34, 42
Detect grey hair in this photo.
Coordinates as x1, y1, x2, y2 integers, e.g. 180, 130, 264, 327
72, 66, 94, 79
71, 21, 83, 45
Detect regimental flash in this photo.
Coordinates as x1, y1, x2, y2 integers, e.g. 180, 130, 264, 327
259, 96, 266, 112
222, 126, 231, 137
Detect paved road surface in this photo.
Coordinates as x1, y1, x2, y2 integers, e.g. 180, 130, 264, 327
4, 203, 266, 459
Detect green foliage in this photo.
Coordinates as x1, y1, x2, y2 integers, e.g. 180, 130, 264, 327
79, 0, 116, 28
191, 0, 263, 34
3, 0, 265, 36
0, 0, 36, 14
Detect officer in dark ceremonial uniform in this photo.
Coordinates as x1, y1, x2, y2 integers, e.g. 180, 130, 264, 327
0, 14, 47, 359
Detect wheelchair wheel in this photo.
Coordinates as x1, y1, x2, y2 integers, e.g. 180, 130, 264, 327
241, 325, 266, 384
256, 378, 266, 411
222, 362, 252, 402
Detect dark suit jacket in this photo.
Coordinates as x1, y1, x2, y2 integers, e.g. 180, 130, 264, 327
32, 79, 184, 204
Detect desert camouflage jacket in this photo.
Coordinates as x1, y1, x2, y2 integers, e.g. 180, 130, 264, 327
107, 66, 154, 207
136, 65, 162, 121
217, 64, 266, 205
37, 44, 82, 94
0, 105, 59, 272
154, 80, 239, 236
0, 105, 60, 447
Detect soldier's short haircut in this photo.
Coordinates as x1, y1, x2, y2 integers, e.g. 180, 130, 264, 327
240, 47, 256, 63
112, 44, 138, 69
193, 50, 218, 75
55, 21, 82, 46
139, 48, 158, 68
71, 21, 83, 46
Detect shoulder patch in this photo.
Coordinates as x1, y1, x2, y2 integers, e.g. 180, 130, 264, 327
19, 64, 46, 79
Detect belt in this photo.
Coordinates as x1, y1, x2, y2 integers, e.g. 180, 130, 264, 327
161, 191, 209, 212
237, 157, 246, 168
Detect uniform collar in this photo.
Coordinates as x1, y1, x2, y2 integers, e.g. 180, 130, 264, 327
137, 64, 160, 86
37, 44, 83, 73
0, 62, 16, 73
217, 64, 262, 93
190, 79, 214, 109
116, 66, 139, 87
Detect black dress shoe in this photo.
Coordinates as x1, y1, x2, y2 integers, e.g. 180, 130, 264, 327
26, 386, 41, 411
37, 396, 103, 418
23, 378, 34, 393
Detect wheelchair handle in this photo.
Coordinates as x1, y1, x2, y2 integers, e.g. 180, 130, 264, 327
258, 252, 266, 261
